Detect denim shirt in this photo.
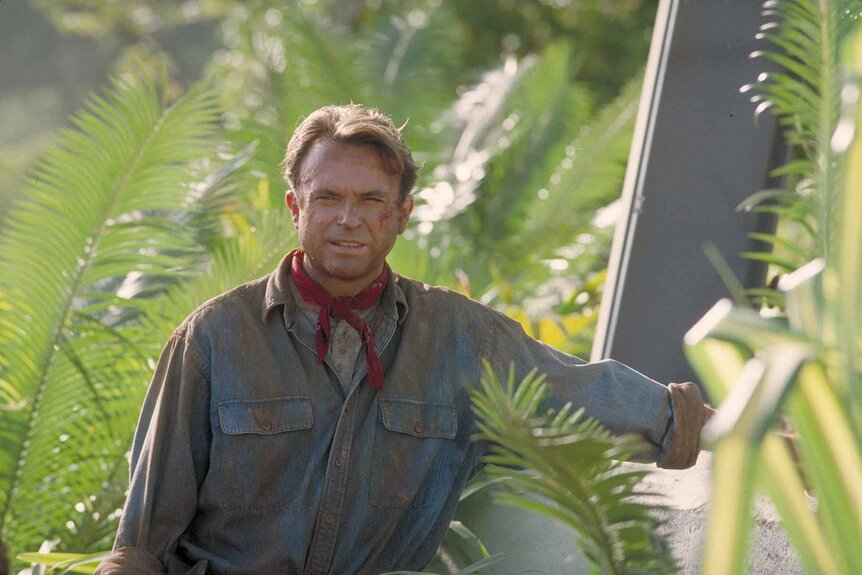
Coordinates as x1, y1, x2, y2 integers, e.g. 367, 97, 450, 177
98, 252, 676, 575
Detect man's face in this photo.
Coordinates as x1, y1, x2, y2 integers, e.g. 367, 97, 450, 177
286, 140, 413, 297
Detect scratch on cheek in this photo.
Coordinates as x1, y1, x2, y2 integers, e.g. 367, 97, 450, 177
378, 207, 394, 229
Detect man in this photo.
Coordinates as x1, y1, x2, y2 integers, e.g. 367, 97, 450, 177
97, 104, 709, 575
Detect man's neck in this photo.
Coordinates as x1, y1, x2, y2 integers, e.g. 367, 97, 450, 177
297, 257, 385, 298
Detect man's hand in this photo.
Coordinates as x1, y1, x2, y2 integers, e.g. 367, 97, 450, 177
703, 402, 716, 423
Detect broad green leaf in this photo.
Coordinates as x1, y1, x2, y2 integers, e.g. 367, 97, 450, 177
701, 438, 758, 575
470, 365, 676, 574
16, 551, 104, 574
759, 433, 840, 575
0, 75, 221, 559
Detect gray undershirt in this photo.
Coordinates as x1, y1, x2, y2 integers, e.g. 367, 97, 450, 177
289, 278, 378, 394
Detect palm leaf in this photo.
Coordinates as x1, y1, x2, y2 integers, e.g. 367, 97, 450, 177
833, 25, 862, 421
470, 364, 676, 575
16, 550, 104, 574
213, 5, 366, 202
414, 41, 601, 299
451, 42, 593, 253
412, 46, 636, 317
274, 8, 365, 118
360, 4, 464, 161
0, 75, 221, 559
414, 49, 538, 237
138, 208, 297, 344
686, 273, 862, 574
506, 72, 641, 263
749, 0, 858, 266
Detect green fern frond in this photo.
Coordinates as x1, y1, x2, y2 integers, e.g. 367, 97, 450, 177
751, 0, 859, 264
470, 363, 677, 575
138, 208, 298, 346
360, 4, 464, 159
452, 41, 593, 251
508, 72, 641, 262
427, 49, 542, 226
0, 75, 221, 558
276, 9, 366, 117
211, 5, 366, 204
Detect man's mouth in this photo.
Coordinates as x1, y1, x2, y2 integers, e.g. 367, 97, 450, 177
330, 240, 366, 255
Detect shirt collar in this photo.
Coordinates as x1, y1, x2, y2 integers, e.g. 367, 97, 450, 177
261, 249, 409, 327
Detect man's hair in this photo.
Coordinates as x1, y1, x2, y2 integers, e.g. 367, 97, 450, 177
283, 104, 419, 203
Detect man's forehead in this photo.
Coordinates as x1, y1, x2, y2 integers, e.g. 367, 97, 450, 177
299, 140, 398, 185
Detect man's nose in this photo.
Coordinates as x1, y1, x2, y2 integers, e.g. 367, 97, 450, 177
336, 200, 361, 227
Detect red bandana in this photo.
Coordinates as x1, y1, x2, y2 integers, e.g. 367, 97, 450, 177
291, 250, 388, 390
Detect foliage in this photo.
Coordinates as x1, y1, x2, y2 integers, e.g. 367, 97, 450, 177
30, 0, 230, 39
684, 7, 862, 574
470, 364, 677, 575
209, 0, 641, 355
403, 47, 639, 359
739, 0, 861, 305
2, 0, 655, 570
0, 75, 230, 561
209, 1, 464, 206
445, 0, 654, 101
15, 551, 102, 574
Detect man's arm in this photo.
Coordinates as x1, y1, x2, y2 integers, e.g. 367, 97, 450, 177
481, 306, 710, 468
97, 328, 211, 574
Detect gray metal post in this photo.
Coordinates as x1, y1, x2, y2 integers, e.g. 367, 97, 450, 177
591, 0, 784, 390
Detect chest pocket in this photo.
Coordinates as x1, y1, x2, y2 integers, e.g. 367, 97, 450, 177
217, 396, 313, 513
370, 398, 458, 509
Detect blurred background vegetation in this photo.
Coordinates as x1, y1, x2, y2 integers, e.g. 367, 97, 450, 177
0, 0, 657, 354
5, 2, 862, 573
0, 0, 658, 568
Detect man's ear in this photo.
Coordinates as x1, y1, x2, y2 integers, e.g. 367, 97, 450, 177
286, 191, 301, 228
397, 196, 414, 234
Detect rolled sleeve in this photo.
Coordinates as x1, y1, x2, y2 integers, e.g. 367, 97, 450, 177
657, 382, 706, 469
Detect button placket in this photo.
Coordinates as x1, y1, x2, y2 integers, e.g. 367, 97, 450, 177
306, 397, 356, 575
307, 286, 399, 574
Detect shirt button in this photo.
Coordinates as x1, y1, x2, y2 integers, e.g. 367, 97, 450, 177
324, 513, 335, 525
413, 423, 423, 434
334, 457, 343, 467
262, 421, 272, 431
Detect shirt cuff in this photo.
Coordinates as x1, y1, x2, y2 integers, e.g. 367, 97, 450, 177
96, 546, 165, 575
658, 382, 706, 469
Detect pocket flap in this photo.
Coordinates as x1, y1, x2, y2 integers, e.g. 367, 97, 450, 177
218, 396, 313, 435
379, 398, 457, 439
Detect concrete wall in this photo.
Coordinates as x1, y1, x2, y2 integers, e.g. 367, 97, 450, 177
453, 453, 802, 574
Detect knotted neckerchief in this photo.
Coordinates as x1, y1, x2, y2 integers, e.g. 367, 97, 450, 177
291, 250, 387, 390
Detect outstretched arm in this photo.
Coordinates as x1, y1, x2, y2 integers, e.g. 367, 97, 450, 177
481, 306, 711, 468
